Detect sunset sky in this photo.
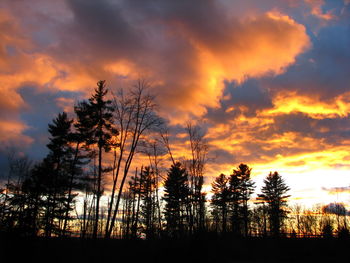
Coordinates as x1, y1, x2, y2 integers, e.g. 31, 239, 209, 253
1, 0, 350, 208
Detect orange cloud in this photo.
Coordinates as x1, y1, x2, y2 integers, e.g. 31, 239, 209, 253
305, 0, 335, 21
262, 91, 350, 119
0, 2, 312, 131
0, 9, 99, 146
158, 11, 310, 123
0, 120, 33, 149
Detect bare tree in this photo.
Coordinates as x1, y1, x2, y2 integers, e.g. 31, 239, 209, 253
186, 122, 209, 232
143, 140, 167, 236
160, 129, 176, 166
105, 80, 163, 238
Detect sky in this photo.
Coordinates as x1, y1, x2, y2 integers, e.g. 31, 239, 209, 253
0, 0, 350, 208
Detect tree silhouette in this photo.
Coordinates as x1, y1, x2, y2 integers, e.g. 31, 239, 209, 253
139, 166, 158, 239
211, 173, 230, 233
321, 221, 333, 238
228, 164, 255, 236
142, 140, 166, 236
19, 161, 47, 236
122, 166, 159, 239
1, 152, 32, 234
186, 123, 208, 233
105, 80, 162, 238
235, 164, 255, 236
257, 171, 290, 237
42, 112, 74, 237
61, 121, 91, 235
74, 80, 117, 238
163, 162, 189, 237
2, 77, 332, 244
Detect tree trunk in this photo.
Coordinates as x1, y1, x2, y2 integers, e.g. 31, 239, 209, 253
93, 145, 102, 239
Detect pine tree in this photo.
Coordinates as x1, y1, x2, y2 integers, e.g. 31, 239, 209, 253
2, 154, 32, 234
257, 171, 290, 237
211, 173, 230, 233
139, 166, 157, 239
61, 113, 91, 236
163, 162, 189, 237
47, 112, 73, 164
44, 112, 74, 237
20, 161, 47, 236
74, 80, 117, 238
229, 164, 255, 236
236, 164, 255, 236
125, 166, 158, 239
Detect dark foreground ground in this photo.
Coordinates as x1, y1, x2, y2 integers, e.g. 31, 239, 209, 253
1, 234, 349, 263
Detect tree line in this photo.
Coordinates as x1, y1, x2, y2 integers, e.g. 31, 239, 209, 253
0, 80, 348, 240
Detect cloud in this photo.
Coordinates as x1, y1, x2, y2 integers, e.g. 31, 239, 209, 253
322, 202, 349, 215
0, 0, 311, 151
154, 9, 310, 120
49, 0, 311, 122
205, 79, 273, 124
305, 0, 335, 21
1, 0, 350, 206
0, 120, 33, 149
263, 7, 350, 100
322, 186, 350, 194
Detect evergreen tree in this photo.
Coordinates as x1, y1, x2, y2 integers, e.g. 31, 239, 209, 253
42, 112, 76, 236
186, 123, 208, 233
47, 112, 73, 164
229, 164, 255, 236
128, 168, 142, 239
2, 154, 32, 234
74, 80, 117, 238
139, 166, 158, 239
257, 171, 290, 237
18, 161, 47, 236
120, 187, 134, 238
211, 173, 230, 233
2, 113, 84, 237
236, 164, 255, 236
60, 103, 95, 236
124, 166, 159, 239
163, 162, 189, 237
